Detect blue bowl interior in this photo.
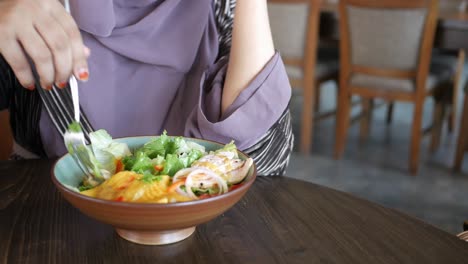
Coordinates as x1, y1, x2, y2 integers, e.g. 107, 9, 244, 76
54, 136, 252, 190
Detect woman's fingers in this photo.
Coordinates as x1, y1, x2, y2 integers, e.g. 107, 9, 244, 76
0, 0, 89, 91
17, 26, 55, 90
0, 2, 35, 89
0, 37, 35, 90
34, 10, 73, 88
50, 1, 89, 82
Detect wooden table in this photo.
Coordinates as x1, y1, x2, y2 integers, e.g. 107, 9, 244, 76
1, 159, 468, 263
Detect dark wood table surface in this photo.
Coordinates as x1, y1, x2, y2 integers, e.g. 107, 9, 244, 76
1, 159, 468, 264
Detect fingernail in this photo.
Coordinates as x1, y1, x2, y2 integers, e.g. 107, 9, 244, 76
26, 84, 35, 90
45, 85, 53, 91
77, 69, 89, 81
56, 82, 67, 88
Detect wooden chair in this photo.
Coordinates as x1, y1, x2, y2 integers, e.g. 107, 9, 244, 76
454, 84, 468, 172
268, 0, 339, 154
335, 0, 455, 174
0, 110, 13, 160
371, 50, 465, 151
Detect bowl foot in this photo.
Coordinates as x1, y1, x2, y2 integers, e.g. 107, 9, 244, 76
116, 226, 196, 245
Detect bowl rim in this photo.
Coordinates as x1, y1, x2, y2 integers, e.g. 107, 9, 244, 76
51, 135, 258, 208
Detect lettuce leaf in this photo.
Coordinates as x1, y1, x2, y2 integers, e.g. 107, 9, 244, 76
215, 140, 238, 157
85, 130, 208, 183
122, 155, 136, 171
89, 129, 131, 177
131, 152, 155, 175
141, 172, 163, 183
151, 155, 165, 166
139, 131, 170, 159
161, 154, 185, 176
179, 149, 204, 167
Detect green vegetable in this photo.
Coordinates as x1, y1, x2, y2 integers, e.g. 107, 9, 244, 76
151, 155, 165, 166
131, 152, 155, 175
83, 130, 207, 184
161, 154, 185, 176
68, 121, 82, 133
89, 129, 131, 176
179, 149, 203, 167
188, 149, 204, 164
215, 140, 238, 157
74, 144, 103, 181
141, 172, 163, 183
122, 156, 136, 171
193, 187, 219, 196
78, 181, 93, 192
138, 131, 170, 158
122, 134, 206, 182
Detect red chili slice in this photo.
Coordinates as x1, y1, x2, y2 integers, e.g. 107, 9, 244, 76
228, 183, 243, 192
115, 159, 124, 173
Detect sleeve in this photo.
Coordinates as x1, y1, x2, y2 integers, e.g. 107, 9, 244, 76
184, 51, 292, 151
0, 55, 13, 111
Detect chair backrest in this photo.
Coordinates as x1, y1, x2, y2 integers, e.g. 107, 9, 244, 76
268, 0, 322, 87
339, 0, 439, 93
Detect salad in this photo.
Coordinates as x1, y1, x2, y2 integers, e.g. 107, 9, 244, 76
72, 130, 253, 203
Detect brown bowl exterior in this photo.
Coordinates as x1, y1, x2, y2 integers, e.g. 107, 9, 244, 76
53, 177, 254, 231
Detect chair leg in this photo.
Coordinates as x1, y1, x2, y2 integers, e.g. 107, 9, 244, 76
454, 94, 468, 171
315, 82, 321, 112
386, 102, 394, 124
360, 98, 373, 141
430, 100, 445, 153
409, 98, 425, 175
451, 50, 465, 134
334, 91, 351, 159
448, 112, 455, 133
300, 81, 316, 155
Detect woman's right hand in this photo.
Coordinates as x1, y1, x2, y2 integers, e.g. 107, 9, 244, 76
0, 0, 89, 90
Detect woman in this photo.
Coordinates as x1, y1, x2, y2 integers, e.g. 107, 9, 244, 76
0, 0, 292, 175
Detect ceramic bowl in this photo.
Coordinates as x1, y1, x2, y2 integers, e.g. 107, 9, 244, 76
52, 136, 256, 245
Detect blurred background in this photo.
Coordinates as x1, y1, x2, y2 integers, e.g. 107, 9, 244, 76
270, 0, 468, 235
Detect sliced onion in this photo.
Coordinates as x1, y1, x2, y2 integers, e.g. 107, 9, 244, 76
217, 151, 236, 160
184, 173, 199, 199
175, 184, 191, 198
202, 168, 228, 194
173, 168, 196, 182
184, 168, 228, 198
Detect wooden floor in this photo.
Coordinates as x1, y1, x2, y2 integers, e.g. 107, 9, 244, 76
287, 80, 468, 235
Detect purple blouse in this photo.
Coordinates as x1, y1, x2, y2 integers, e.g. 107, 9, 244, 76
39, 0, 291, 158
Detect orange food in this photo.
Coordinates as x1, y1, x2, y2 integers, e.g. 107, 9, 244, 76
115, 159, 124, 173
81, 171, 192, 203
154, 165, 164, 171
167, 180, 185, 193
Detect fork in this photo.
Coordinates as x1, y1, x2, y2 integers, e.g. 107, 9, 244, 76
60, 0, 104, 186
63, 77, 104, 185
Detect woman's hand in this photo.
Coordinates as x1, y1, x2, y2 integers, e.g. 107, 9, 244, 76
0, 0, 89, 90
